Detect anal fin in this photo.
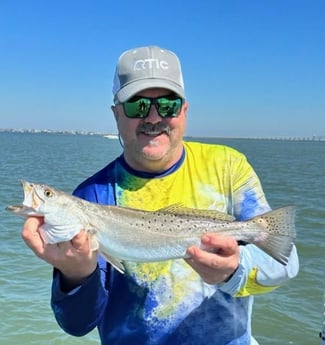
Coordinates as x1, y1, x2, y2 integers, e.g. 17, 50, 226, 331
99, 249, 125, 274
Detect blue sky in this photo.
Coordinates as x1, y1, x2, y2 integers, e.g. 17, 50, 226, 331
1, 0, 324, 138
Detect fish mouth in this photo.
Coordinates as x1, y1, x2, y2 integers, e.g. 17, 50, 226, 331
5, 204, 39, 216
20, 180, 45, 211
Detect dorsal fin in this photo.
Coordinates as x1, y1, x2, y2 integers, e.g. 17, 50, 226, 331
155, 203, 235, 221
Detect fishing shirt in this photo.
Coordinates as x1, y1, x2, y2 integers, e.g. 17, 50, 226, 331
51, 141, 299, 345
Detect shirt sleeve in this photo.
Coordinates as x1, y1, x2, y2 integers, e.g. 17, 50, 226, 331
51, 255, 110, 336
220, 244, 299, 296
220, 152, 299, 296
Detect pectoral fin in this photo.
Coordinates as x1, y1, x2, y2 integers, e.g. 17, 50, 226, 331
88, 235, 99, 251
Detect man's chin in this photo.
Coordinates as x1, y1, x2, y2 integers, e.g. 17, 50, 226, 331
141, 142, 169, 161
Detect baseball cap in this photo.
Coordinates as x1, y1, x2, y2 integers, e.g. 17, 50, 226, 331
112, 46, 185, 103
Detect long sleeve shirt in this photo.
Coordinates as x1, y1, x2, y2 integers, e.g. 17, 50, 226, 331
51, 141, 299, 345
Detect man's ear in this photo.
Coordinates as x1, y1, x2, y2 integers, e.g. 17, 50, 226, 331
111, 105, 119, 122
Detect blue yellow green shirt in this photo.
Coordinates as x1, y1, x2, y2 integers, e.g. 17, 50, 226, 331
51, 141, 299, 345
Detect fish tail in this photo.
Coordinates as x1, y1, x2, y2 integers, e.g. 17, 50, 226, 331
251, 206, 296, 265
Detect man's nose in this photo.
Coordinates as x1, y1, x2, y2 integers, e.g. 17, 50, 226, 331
144, 104, 161, 123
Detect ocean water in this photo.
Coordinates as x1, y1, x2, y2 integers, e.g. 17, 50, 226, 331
0, 132, 324, 344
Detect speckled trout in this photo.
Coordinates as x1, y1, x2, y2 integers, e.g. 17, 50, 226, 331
6, 181, 296, 273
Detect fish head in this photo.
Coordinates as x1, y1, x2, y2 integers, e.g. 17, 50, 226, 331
6, 180, 61, 217
6, 181, 89, 244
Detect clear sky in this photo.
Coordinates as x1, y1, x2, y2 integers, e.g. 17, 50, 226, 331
1, 0, 324, 138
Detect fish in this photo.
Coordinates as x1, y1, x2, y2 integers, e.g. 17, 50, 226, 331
6, 180, 296, 273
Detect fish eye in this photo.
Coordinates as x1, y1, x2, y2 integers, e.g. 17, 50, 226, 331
44, 189, 53, 198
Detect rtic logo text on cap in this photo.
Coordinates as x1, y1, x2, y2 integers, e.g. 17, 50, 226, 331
134, 59, 169, 71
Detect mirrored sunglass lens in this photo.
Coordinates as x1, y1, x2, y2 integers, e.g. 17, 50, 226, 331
124, 98, 151, 118
157, 98, 182, 117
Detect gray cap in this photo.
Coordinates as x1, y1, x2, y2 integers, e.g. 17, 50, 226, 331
112, 46, 185, 103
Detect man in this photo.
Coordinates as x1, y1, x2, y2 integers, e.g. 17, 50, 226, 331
22, 46, 299, 344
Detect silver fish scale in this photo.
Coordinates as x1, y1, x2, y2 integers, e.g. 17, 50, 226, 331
6, 181, 297, 267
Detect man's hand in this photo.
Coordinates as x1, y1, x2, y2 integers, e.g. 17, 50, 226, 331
22, 217, 98, 289
185, 234, 239, 285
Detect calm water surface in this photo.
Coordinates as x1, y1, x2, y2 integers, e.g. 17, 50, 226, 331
0, 133, 324, 344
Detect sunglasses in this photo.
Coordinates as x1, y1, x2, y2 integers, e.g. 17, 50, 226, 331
121, 95, 183, 119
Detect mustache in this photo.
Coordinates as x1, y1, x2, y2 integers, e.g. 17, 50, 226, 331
136, 122, 171, 135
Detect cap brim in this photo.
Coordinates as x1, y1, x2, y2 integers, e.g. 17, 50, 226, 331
114, 79, 185, 103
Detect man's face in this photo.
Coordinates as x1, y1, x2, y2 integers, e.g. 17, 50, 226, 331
112, 88, 188, 172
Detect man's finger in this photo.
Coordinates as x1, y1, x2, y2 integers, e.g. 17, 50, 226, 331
201, 234, 239, 256
21, 216, 45, 253
71, 230, 88, 251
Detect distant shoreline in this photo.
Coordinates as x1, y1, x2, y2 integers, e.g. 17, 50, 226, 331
0, 128, 106, 136
1, 128, 324, 141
